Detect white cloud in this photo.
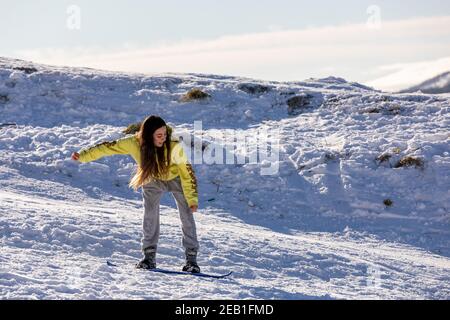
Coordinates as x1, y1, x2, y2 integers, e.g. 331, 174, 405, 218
14, 15, 450, 90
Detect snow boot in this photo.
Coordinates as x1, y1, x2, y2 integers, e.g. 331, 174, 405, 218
182, 248, 200, 273
136, 246, 156, 269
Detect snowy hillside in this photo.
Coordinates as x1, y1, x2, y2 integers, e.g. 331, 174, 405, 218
0, 57, 449, 299
401, 71, 450, 94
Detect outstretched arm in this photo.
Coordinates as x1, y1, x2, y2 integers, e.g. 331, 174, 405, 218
73, 136, 134, 163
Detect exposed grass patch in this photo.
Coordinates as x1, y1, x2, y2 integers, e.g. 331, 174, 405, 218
376, 153, 391, 164
387, 105, 402, 115
287, 94, 314, 115
394, 156, 424, 169
0, 94, 9, 103
123, 122, 141, 134
362, 104, 403, 115
180, 89, 210, 102
0, 122, 17, 128
365, 107, 380, 114
13, 66, 38, 74
238, 83, 271, 95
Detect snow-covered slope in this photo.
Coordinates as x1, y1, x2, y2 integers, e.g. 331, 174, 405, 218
0, 57, 449, 299
401, 71, 450, 94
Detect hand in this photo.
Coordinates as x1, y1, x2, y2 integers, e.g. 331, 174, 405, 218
71, 152, 80, 161
190, 205, 198, 213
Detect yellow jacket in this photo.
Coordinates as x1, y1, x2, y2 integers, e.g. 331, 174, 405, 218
77, 128, 198, 207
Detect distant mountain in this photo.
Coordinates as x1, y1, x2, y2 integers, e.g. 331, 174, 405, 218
401, 71, 450, 94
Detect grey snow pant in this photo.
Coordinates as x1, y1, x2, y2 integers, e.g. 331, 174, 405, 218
141, 176, 199, 253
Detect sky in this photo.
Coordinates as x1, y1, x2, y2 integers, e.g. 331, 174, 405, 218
2, 0, 450, 91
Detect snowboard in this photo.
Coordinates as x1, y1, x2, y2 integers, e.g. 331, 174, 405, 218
106, 260, 233, 279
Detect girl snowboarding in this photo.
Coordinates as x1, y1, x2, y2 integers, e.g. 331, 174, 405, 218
71, 115, 200, 273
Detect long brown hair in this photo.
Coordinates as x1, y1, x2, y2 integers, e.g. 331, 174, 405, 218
129, 115, 172, 190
